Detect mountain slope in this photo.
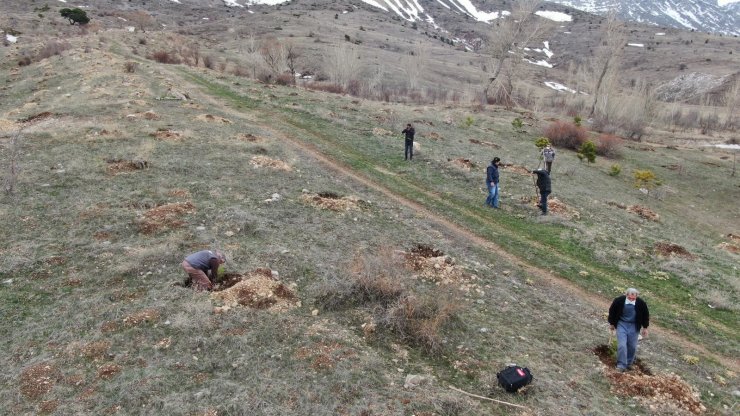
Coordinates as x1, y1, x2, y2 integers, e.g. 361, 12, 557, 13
546, 0, 740, 36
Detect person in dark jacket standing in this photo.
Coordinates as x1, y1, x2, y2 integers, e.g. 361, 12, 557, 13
485, 157, 501, 208
531, 169, 551, 215
181, 250, 226, 291
608, 288, 650, 372
402, 123, 415, 161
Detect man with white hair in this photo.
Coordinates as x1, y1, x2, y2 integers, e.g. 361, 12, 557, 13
608, 288, 650, 372
181, 250, 226, 291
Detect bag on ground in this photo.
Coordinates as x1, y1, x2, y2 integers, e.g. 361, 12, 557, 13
496, 365, 533, 392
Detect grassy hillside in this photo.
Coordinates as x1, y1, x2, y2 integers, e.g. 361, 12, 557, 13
0, 27, 738, 416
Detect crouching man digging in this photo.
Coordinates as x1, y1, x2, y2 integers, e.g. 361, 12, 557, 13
181, 250, 226, 291
608, 288, 650, 372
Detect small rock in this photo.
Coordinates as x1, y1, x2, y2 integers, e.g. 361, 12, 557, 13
480, 328, 488, 333
271, 270, 279, 279
196, 226, 206, 231
224, 231, 235, 237
2, 279, 12, 284
311, 309, 319, 316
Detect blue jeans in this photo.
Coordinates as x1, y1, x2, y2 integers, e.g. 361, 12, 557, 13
616, 321, 638, 369
486, 183, 499, 208
404, 140, 413, 160
539, 190, 551, 214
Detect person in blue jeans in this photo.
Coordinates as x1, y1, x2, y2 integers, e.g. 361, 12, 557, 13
485, 157, 500, 208
608, 288, 650, 372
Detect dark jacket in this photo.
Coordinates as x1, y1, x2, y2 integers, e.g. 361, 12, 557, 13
486, 163, 499, 184
532, 169, 551, 192
608, 295, 649, 332
402, 126, 415, 141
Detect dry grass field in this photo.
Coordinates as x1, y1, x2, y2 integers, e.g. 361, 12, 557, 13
1, 2, 738, 415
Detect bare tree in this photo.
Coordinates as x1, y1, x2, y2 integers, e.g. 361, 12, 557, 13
588, 12, 627, 117
325, 43, 361, 89
260, 38, 286, 79
128, 11, 155, 33
402, 42, 427, 90
284, 41, 300, 83
722, 76, 739, 130
484, 0, 544, 103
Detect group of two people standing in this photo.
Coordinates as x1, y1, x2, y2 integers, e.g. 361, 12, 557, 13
485, 144, 555, 215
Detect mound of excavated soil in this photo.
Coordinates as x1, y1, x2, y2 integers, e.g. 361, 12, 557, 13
593, 345, 705, 415
234, 133, 262, 142
627, 205, 660, 222
150, 129, 184, 141
250, 155, 292, 171
196, 114, 232, 124
210, 269, 299, 312
717, 234, 740, 254
404, 244, 478, 292
136, 202, 195, 234
469, 138, 499, 148
300, 192, 364, 212
524, 196, 580, 219
105, 159, 149, 175
19, 362, 61, 399
504, 164, 533, 175
449, 158, 476, 170
654, 242, 695, 259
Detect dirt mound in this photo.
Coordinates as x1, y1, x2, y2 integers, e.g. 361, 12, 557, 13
449, 158, 476, 170
627, 205, 660, 221
19, 111, 54, 124
424, 132, 442, 140
525, 196, 580, 219
593, 345, 705, 415
150, 129, 183, 141
469, 138, 499, 148
250, 155, 292, 171
372, 127, 393, 136
654, 242, 695, 259
234, 133, 262, 142
300, 192, 364, 212
0, 118, 18, 133
294, 342, 357, 370
122, 308, 160, 327
137, 202, 195, 234
404, 244, 476, 290
210, 270, 299, 312
126, 111, 159, 120
19, 362, 61, 399
196, 114, 232, 124
717, 234, 740, 254
105, 159, 149, 175
505, 164, 533, 175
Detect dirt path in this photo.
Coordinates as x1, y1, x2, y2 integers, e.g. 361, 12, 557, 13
183, 73, 739, 372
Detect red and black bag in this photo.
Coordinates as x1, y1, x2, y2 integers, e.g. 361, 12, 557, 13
497, 365, 533, 392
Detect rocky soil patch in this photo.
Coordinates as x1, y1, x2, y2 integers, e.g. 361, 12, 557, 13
19, 362, 61, 399
150, 129, 183, 141
196, 114, 231, 124
105, 158, 149, 175
448, 157, 476, 171
717, 234, 740, 254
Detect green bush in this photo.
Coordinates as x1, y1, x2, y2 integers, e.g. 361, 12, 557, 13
578, 140, 597, 163
608, 164, 621, 176
535, 137, 550, 150
512, 117, 524, 132
573, 115, 582, 126
60, 8, 90, 25
462, 115, 474, 128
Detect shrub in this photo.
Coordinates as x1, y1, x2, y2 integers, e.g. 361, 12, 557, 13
379, 294, 460, 355
573, 115, 582, 126
544, 120, 588, 150
634, 169, 657, 189
305, 82, 344, 94
596, 133, 623, 158
138, 38, 147, 45
535, 137, 550, 149
608, 164, 621, 176
462, 116, 474, 128
578, 140, 597, 163
511, 117, 524, 132
124, 61, 138, 73
274, 73, 294, 86
37, 40, 70, 61
202, 55, 214, 69
149, 51, 180, 64
60, 8, 90, 25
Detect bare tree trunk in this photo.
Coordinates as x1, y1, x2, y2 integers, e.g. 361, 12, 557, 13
588, 12, 626, 118
484, 0, 547, 103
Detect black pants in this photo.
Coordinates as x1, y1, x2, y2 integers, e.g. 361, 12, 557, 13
539, 190, 551, 214
405, 140, 413, 160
